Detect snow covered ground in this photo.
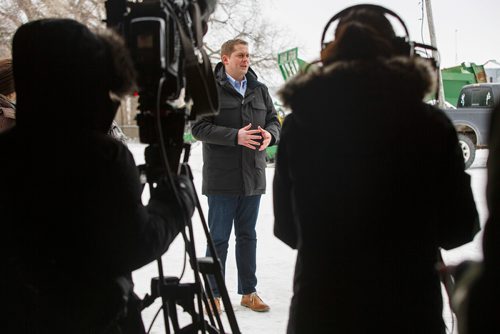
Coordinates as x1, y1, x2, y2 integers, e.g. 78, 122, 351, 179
128, 142, 489, 334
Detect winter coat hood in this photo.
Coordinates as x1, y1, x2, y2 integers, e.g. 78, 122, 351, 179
279, 56, 437, 114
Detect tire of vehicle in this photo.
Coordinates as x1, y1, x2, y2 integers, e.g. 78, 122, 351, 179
458, 133, 476, 170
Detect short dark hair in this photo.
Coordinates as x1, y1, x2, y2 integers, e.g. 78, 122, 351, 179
12, 19, 136, 130
220, 39, 248, 58
336, 8, 395, 40
321, 8, 397, 65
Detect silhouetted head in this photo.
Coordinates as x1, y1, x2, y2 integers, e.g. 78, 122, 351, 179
321, 8, 398, 65
12, 19, 136, 132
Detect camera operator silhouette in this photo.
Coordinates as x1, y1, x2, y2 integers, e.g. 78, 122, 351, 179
273, 5, 479, 334
1, 18, 196, 334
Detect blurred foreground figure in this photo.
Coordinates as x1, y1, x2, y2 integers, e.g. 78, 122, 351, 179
0, 58, 16, 131
1, 19, 194, 334
454, 102, 500, 333
273, 6, 479, 334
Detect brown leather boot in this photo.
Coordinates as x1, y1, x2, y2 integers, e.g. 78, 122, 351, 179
240, 292, 270, 312
205, 297, 222, 315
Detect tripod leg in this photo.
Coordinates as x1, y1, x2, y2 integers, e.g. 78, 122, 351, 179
201, 273, 225, 332
181, 161, 241, 334
167, 300, 180, 333
212, 265, 238, 333
197, 257, 240, 334
161, 299, 171, 334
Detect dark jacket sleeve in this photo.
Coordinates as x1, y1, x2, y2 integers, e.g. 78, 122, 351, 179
262, 86, 281, 146
103, 145, 182, 273
273, 115, 297, 249
191, 115, 239, 146
433, 111, 480, 250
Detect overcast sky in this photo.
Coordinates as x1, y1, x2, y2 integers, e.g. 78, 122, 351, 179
262, 0, 499, 70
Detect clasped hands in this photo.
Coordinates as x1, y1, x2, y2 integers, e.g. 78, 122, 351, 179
237, 123, 271, 151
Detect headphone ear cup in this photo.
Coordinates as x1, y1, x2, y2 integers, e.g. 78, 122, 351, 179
320, 43, 331, 63
392, 37, 413, 56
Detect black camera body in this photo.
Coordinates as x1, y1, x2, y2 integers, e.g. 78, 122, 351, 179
105, 0, 218, 179
120, 1, 182, 100
104, 4, 242, 332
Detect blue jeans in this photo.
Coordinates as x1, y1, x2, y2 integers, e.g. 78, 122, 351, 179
206, 194, 261, 297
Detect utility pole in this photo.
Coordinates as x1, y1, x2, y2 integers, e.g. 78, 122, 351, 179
424, 0, 446, 108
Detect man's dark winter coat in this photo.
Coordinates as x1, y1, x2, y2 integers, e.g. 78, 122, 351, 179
274, 57, 479, 334
191, 62, 281, 196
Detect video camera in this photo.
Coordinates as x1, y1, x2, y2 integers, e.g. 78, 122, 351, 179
104, 3, 241, 333
105, 0, 218, 181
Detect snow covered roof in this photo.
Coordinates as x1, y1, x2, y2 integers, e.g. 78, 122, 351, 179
484, 59, 500, 69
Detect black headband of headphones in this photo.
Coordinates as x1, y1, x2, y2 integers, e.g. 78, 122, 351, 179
320, 4, 410, 50
318, 4, 441, 101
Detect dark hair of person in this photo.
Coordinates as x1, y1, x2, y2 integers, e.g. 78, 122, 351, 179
12, 19, 136, 133
321, 8, 397, 65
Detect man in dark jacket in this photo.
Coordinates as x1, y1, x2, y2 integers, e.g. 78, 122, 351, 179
2, 19, 195, 334
192, 38, 280, 313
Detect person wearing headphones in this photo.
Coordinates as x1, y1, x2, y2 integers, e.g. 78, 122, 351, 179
273, 6, 479, 333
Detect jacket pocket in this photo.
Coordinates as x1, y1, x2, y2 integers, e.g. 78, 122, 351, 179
250, 100, 268, 126
209, 145, 240, 169
255, 150, 267, 169
251, 100, 267, 110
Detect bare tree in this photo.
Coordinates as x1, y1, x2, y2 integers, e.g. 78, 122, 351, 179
0, 0, 104, 57
0, 0, 290, 136
1, 0, 287, 83
205, 0, 289, 85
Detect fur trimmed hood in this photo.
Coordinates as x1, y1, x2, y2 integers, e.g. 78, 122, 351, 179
278, 56, 437, 112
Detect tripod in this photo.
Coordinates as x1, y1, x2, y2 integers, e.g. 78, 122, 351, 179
140, 143, 241, 334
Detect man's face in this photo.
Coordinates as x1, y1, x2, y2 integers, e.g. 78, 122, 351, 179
222, 43, 250, 81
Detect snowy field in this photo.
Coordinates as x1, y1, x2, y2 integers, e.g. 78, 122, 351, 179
128, 142, 489, 334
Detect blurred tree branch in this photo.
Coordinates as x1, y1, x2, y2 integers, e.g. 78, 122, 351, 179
0, 0, 104, 57
0, 0, 288, 85
205, 0, 288, 85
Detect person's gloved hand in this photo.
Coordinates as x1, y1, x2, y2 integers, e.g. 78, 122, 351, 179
175, 174, 196, 219
149, 174, 196, 229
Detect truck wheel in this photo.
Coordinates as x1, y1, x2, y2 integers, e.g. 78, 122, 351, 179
458, 134, 476, 170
